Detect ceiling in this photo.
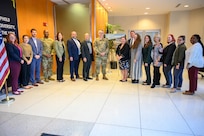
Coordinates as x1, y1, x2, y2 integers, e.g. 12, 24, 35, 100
51, 0, 204, 16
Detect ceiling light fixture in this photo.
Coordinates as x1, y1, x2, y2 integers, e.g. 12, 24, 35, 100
144, 12, 148, 15
146, 7, 150, 10
184, 5, 189, 8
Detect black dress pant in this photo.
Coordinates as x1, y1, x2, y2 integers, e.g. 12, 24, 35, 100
20, 58, 31, 86
83, 59, 91, 79
153, 66, 161, 85
56, 54, 65, 80
144, 64, 151, 84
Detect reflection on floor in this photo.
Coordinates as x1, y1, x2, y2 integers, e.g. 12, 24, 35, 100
0, 69, 204, 136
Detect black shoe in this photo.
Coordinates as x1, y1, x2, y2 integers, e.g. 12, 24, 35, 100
83, 78, 88, 81
87, 77, 93, 80
135, 80, 139, 83
151, 84, 155, 88
132, 79, 138, 83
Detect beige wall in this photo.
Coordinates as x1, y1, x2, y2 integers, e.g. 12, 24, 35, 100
188, 7, 204, 47
168, 11, 190, 45
109, 7, 204, 47
109, 14, 168, 44
55, 3, 90, 74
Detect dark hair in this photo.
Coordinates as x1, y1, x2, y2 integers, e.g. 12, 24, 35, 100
130, 30, 136, 34
178, 35, 185, 41
30, 28, 37, 33
121, 35, 126, 40
193, 34, 204, 56
22, 35, 29, 39
56, 32, 63, 41
144, 35, 152, 48
132, 33, 141, 49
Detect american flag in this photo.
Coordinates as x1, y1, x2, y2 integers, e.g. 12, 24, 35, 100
0, 29, 10, 89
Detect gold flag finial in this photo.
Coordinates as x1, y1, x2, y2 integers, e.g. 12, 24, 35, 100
11, 0, 16, 8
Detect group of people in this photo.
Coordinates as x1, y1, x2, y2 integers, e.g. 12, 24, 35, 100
116, 31, 204, 95
4, 29, 110, 95
5, 29, 58, 95
4, 28, 204, 96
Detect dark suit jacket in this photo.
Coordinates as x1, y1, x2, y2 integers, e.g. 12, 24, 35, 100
28, 37, 43, 57
81, 40, 94, 61
162, 42, 176, 65
5, 43, 21, 62
67, 38, 80, 60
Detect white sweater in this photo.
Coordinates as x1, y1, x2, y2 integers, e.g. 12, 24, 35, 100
185, 42, 204, 68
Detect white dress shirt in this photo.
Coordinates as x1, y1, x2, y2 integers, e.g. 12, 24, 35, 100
73, 38, 81, 55
32, 37, 38, 53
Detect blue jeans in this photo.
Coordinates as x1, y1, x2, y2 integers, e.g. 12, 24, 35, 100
173, 67, 184, 88
163, 65, 172, 86
30, 58, 41, 84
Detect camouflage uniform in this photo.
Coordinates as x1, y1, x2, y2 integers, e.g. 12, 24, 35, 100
94, 38, 109, 76
41, 38, 54, 79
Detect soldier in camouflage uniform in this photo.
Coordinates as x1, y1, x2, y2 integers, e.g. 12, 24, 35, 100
94, 30, 109, 81
41, 30, 54, 82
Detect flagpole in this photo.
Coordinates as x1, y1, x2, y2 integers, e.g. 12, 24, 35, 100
1, 81, 15, 104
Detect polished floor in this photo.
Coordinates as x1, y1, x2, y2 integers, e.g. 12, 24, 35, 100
0, 69, 204, 136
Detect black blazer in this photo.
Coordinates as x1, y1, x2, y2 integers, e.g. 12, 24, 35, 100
116, 43, 130, 61
81, 40, 94, 61
5, 43, 21, 62
162, 42, 176, 65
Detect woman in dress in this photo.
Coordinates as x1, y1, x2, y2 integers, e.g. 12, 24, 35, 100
116, 36, 130, 82
130, 33, 142, 83
54, 32, 66, 82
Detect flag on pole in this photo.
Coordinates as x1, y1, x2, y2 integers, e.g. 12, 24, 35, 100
0, 28, 10, 89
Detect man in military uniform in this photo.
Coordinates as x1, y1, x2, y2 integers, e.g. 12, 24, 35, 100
94, 30, 109, 81
41, 30, 54, 82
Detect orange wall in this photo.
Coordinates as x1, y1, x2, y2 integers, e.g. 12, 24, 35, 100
91, 0, 108, 75
16, 0, 55, 41
96, 0, 108, 35
16, 0, 56, 73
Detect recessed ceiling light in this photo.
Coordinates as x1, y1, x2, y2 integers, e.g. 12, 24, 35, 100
144, 12, 148, 15
146, 7, 150, 10
108, 6, 111, 9
102, 0, 106, 1
184, 5, 189, 8
105, 3, 108, 5
109, 9, 112, 12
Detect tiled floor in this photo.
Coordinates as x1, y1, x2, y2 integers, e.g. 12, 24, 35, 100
0, 69, 204, 136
